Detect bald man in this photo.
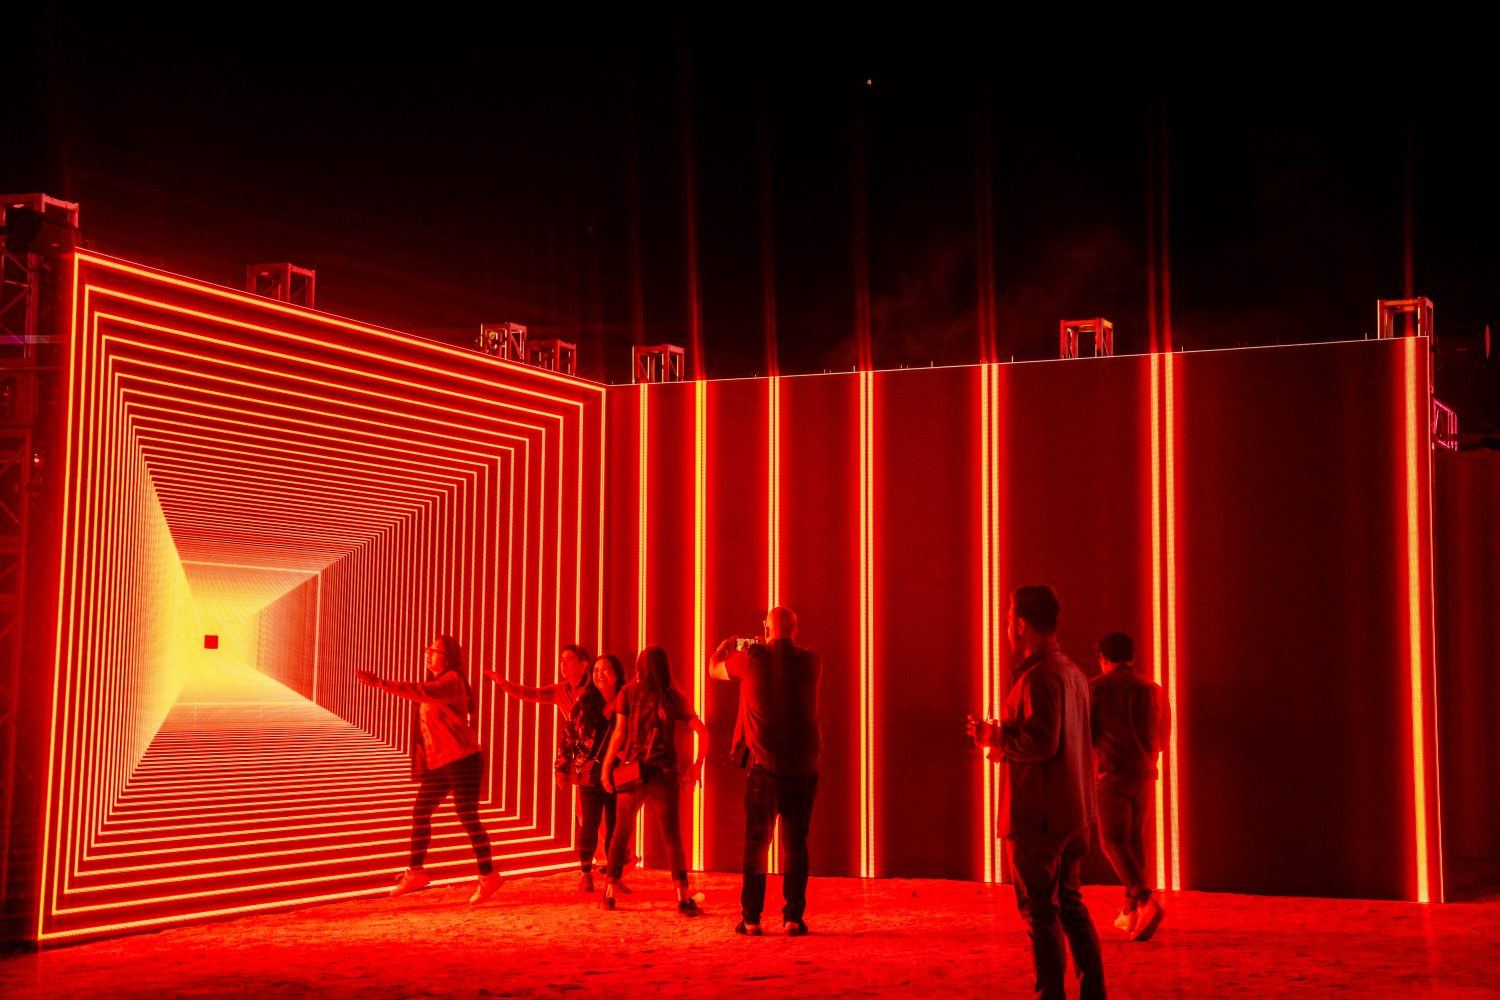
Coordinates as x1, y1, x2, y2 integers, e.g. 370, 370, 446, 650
711, 606, 822, 936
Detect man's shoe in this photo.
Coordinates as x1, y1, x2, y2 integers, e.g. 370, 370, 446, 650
579, 871, 595, 892
469, 872, 505, 906
783, 919, 808, 936
1113, 905, 1137, 933
1130, 895, 1165, 941
614, 880, 632, 894
735, 920, 762, 936
390, 869, 431, 897
678, 898, 702, 917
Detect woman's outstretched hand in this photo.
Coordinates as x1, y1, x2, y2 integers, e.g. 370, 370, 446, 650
354, 669, 379, 687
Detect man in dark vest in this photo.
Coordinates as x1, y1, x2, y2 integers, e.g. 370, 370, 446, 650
711, 606, 821, 937
968, 585, 1106, 1000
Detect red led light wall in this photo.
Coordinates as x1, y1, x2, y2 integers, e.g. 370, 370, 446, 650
1433, 452, 1500, 884
604, 339, 1439, 900
31, 253, 606, 941
1171, 341, 1439, 900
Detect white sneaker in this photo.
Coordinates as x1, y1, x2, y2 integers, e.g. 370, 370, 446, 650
469, 872, 506, 906
1113, 905, 1137, 933
390, 869, 431, 897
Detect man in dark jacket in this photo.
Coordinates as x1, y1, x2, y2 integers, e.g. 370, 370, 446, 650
968, 585, 1105, 1000
711, 606, 821, 937
1090, 631, 1169, 941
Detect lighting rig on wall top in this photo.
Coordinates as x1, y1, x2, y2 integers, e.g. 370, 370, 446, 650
1059, 317, 1115, 359
233, 259, 1460, 450
472, 321, 578, 376
245, 262, 316, 308
632, 344, 686, 384
1377, 297, 1459, 452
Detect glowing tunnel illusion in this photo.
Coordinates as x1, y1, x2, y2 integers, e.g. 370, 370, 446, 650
39, 254, 605, 940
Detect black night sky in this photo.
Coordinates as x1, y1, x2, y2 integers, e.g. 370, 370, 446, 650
14, 14, 1498, 428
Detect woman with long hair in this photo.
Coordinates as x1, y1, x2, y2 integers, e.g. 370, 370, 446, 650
599, 645, 709, 915
356, 634, 505, 906
571, 653, 626, 891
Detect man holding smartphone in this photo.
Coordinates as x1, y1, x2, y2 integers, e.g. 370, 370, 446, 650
967, 585, 1105, 1000
710, 606, 822, 937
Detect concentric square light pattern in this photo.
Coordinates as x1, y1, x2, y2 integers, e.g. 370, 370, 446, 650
38, 253, 606, 941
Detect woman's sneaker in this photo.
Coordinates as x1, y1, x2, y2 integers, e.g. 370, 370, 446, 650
579, 871, 595, 892
601, 894, 617, 911
469, 872, 506, 906
390, 869, 431, 897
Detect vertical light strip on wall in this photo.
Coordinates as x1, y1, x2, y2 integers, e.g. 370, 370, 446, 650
979, 363, 1004, 883
637, 383, 648, 648
636, 382, 648, 856
1403, 337, 1433, 903
978, 364, 1002, 881
311, 573, 323, 703
1163, 351, 1181, 893
980, 364, 993, 883
692, 380, 707, 871
39, 256, 82, 939
768, 376, 780, 606
598, 401, 607, 655
858, 370, 876, 878
766, 375, 781, 873
1148, 352, 1168, 892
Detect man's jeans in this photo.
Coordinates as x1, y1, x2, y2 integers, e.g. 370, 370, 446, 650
1097, 776, 1154, 904
1007, 828, 1106, 1000
742, 767, 818, 923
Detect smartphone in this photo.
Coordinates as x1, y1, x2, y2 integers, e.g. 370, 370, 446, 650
732, 636, 758, 652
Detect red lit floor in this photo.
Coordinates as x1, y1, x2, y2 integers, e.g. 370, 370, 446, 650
4, 871, 1497, 997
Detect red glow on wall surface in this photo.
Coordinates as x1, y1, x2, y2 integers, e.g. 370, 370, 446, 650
36, 253, 606, 941
603, 342, 1441, 902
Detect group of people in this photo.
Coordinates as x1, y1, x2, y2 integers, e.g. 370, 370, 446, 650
354, 605, 822, 934
355, 585, 1167, 997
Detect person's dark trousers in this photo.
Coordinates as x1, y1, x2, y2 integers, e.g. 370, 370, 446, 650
577, 785, 617, 871
741, 766, 819, 924
1007, 829, 1106, 1000
410, 752, 493, 875
1097, 777, 1153, 905
606, 770, 687, 882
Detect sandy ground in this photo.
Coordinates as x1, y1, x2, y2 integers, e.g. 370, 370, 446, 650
3, 871, 1498, 998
